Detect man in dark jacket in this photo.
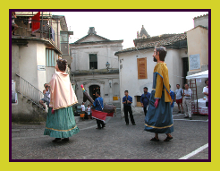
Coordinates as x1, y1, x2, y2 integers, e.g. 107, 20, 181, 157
140, 87, 151, 116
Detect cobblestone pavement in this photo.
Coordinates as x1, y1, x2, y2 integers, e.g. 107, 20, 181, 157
11, 111, 209, 160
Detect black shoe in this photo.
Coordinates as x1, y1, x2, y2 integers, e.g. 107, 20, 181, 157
62, 138, 69, 142
150, 137, 159, 141
189, 117, 192, 120
132, 123, 136, 125
164, 136, 173, 142
184, 116, 189, 118
52, 138, 61, 142
178, 111, 181, 113
126, 123, 129, 125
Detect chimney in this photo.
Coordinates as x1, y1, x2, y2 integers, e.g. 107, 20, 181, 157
88, 27, 97, 34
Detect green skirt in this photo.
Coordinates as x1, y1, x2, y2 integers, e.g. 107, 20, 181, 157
44, 106, 79, 138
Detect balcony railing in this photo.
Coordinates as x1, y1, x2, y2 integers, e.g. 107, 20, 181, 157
12, 17, 55, 44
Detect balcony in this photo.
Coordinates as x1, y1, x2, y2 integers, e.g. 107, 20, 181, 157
11, 14, 62, 54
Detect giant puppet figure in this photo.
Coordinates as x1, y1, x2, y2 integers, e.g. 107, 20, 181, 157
144, 47, 174, 142
44, 59, 79, 142
81, 85, 115, 121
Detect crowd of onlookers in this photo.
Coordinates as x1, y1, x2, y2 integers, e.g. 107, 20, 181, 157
39, 80, 208, 122
122, 80, 208, 124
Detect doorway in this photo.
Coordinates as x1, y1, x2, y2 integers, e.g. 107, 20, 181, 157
182, 57, 189, 87
89, 85, 100, 100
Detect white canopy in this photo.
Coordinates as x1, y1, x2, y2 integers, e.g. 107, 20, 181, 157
186, 70, 208, 79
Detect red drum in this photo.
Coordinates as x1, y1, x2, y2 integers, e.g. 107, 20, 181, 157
91, 109, 114, 121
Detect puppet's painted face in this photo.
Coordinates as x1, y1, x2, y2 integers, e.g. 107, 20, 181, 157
153, 49, 159, 62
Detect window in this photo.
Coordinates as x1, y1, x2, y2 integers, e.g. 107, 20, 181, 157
89, 54, 97, 69
60, 31, 69, 55
137, 58, 147, 79
46, 49, 57, 66
136, 96, 142, 107
60, 33, 68, 43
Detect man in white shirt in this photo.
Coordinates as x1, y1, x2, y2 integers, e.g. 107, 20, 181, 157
183, 84, 192, 120
175, 84, 184, 113
203, 79, 208, 107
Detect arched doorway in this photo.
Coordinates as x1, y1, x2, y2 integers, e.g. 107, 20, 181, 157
89, 85, 100, 100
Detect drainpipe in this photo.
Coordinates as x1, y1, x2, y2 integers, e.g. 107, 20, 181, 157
40, 12, 43, 38
57, 19, 60, 50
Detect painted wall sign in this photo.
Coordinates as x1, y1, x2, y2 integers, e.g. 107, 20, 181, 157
37, 65, 46, 71
189, 54, 200, 70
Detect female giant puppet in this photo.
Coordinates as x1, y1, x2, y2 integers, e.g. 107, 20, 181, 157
44, 58, 79, 142
144, 47, 174, 142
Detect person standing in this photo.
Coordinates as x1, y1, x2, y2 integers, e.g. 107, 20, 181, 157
144, 47, 173, 142
170, 84, 175, 116
140, 87, 151, 116
44, 59, 79, 142
175, 84, 184, 113
87, 104, 91, 120
183, 83, 192, 120
12, 12, 18, 35
122, 90, 136, 125
203, 79, 208, 107
93, 91, 105, 129
81, 102, 85, 121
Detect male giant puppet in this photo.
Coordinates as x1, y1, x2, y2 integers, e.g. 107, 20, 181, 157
144, 47, 174, 142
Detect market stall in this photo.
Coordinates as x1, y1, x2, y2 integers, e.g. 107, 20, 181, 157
186, 70, 208, 115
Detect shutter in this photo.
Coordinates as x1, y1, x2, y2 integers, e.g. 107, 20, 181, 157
52, 50, 55, 66
137, 58, 147, 79
46, 49, 49, 66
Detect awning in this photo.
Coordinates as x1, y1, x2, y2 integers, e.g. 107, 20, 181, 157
186, 70, 208, 79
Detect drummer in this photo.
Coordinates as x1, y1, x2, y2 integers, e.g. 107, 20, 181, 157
93, 91, 106, 129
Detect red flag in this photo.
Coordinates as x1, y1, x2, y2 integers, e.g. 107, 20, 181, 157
32, 12, 40, 33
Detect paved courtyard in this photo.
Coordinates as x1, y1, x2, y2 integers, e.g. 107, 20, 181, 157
11, 110, 209, 160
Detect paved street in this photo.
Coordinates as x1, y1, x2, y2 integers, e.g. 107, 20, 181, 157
11, 111, 209, 160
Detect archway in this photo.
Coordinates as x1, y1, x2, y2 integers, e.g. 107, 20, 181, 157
89, 85, 100, 100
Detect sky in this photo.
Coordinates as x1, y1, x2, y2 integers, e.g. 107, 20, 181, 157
53, 11, 208, 49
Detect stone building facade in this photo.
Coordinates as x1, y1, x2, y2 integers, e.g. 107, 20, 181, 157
70, 27, 123, 107
115, 26, 188, 115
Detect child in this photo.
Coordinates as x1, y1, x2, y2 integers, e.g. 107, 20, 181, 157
87, 104, 91, 120
39, 83, 50, 109
81, 102, 85, 121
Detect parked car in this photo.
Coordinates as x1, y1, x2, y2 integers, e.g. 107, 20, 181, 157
73, 104, 89, 119
72, 104, 79, 116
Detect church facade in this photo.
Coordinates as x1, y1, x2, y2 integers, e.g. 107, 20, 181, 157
70, 27, 123, 106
